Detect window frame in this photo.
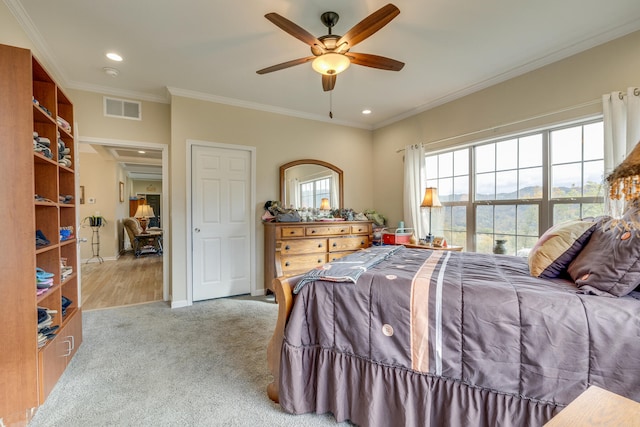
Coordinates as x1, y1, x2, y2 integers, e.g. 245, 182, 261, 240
424, 118, 604, 253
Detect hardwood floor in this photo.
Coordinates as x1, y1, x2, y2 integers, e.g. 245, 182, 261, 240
81, 251, 163, 311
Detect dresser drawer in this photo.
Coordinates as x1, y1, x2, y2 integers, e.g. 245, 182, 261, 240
281, 253, 327, 273
278, 238, 326, 254
278, 226, 305, 238
328, 236, 369, 252
350, 223, 371, 234
306, 225, 351, 236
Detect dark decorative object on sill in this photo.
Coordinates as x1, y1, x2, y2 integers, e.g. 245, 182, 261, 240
493, 239, 507, 254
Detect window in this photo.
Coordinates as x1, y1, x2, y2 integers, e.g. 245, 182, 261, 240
300, 177, 331, 209
425, 119, 604, 254
550, 122, 605, 223
426, 149, 469, 247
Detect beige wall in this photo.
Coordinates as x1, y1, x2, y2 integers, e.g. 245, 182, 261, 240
68, 90, 171, 145
170, 96, 374, 304
373, 30, 640, 228
132, 180, 162, 196
78, 152, 126, 260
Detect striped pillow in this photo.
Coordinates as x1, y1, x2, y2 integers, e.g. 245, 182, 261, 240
528, 219, 597, 278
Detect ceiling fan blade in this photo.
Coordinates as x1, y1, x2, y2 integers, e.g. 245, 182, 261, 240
346, 52, 404, 71
322, 74, 336, 92
256, 56, 315, 74
265, 13, 326, 53
336, 4, 400, 52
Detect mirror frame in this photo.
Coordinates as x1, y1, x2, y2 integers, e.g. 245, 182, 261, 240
279, 159, 344, 210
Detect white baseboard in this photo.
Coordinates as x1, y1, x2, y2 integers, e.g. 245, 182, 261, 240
171, 300, 190, 309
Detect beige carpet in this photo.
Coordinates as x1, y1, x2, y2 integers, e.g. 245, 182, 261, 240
29, 295, 350, 426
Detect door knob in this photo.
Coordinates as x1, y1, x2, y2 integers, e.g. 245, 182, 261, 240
194, 228, 201, 233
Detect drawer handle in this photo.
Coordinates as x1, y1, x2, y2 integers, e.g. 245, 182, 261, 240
285, 262, 290, 267
311, 230, 316, 233
332, 242, 337, 247
317, 259, 323, 263
361, 241, 365, 245
318, 243, 322, 248
289, 231, 295, 234
284, 245, 290, 250
340, 229, 345, 233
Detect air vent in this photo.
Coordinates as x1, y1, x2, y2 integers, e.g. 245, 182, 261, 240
103, 97, 141, 120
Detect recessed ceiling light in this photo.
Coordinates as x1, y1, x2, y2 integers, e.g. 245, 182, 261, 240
106, 52, 123, 62
138, 150, 146, 154
362, 109, 372, 115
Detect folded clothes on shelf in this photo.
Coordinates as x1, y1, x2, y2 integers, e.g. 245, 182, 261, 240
36, 229, 50, 247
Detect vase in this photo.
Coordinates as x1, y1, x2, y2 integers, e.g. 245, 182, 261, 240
493, 239, 507, 254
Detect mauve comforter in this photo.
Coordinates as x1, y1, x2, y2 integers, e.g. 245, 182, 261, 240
279, 248, 640, 427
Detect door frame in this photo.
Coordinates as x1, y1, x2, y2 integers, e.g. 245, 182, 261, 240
186, 139, 257, 305
78, 136, 170, 302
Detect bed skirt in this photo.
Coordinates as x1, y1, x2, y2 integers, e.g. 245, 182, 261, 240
279, 343, 563, 427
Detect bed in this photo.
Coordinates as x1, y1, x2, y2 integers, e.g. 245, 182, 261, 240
266, 229, 640, 426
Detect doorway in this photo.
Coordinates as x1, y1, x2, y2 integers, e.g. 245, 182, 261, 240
77, 137, 169, 309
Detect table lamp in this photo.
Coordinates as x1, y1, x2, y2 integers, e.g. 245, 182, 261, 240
420, 187, 442, 243
135, 204, 155, 234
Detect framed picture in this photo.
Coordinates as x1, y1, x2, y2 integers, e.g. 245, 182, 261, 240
119, 181, 125, 203
433, 236, 445, 247
79, 185, 85, 204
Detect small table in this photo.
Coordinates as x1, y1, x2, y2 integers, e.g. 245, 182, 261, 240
544, 385, 640, 426
402, 243, 463, 251
134, 230, 163, 257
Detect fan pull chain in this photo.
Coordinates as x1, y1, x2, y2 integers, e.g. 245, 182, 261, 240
329, 90, 333, 119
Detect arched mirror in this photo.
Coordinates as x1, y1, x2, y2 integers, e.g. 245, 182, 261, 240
280, 159, 343, 210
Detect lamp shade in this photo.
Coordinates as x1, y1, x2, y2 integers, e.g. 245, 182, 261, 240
135, 204, 155, 218
312, 53, 351, 76
320, 198, 330, 210
420, 187, 442, 208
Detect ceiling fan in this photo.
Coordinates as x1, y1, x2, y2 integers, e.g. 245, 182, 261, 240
256, 3, 405, 92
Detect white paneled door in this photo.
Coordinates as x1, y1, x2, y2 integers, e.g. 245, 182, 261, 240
192, 145, 251, 301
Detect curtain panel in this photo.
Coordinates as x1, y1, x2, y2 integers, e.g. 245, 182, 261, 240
603, 87, 640, 216
403, 144, 428, 239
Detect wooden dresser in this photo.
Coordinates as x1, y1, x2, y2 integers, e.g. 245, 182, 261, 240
263, 221, 373, 293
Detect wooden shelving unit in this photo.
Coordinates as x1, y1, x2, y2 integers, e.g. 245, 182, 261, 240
0, 43, 82, 426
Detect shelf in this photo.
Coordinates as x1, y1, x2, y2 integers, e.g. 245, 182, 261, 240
60, 238, 76, 247
34, 151, 58, 166
36, 282, 62, 304
33, 103, 56, 124
35, 244, 59, 255
61, 272, 77, 286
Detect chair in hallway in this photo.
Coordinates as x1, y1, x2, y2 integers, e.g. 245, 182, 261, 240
123, 217, 163, 257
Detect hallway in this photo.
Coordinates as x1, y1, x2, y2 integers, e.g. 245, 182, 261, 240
81, 252, 163, 311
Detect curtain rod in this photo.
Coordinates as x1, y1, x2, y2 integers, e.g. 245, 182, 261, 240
396, 98, 603, 153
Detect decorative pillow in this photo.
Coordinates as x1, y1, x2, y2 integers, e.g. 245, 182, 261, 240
528, 219, 597, 278
567, 222, 640, 297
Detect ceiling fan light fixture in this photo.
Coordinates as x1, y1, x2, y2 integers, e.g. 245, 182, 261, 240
312, 53, 350, 76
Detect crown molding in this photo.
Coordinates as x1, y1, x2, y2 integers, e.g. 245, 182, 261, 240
166, 87, 373, 130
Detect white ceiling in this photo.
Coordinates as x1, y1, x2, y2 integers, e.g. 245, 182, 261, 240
8, 0, 640, 130
78, 143, 163, 180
